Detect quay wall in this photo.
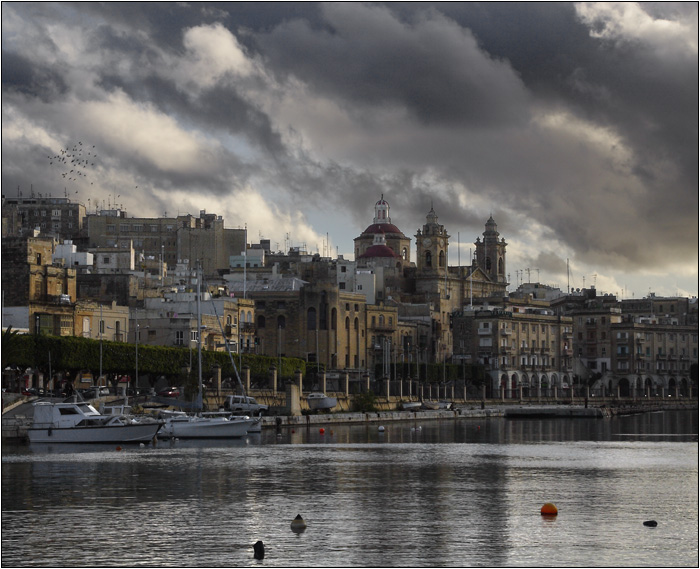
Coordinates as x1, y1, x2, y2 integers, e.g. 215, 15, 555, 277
3, 395, 696, 441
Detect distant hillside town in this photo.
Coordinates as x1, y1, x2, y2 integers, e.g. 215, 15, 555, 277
2, 193, 698, 398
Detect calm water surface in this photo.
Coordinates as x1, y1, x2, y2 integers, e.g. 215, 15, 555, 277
2, 410, 698, 568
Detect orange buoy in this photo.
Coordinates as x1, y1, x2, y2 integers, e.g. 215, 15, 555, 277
116, 446, 123, 451
319, 428, 325, 434
541, 502, 558, 515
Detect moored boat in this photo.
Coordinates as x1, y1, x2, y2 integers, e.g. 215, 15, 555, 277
27, 401, 162, 444
158, 410, 255, 439
400, 401, 421, 411
307, 392, 337, 411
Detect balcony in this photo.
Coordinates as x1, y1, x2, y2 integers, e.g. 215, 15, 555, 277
478, 328, 492, 335
225, 324, 235, 336
241, 322, 255, 333
500, 329, 512, 336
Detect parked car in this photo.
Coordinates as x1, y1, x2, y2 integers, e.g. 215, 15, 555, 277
158, 387, 180, 398
223, 395, 268, 415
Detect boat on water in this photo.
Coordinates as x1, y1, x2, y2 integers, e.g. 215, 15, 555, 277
307, 392, 337, 411
27, 400, 162, 444
158, 410, 255, 439
156, 266, 257, 440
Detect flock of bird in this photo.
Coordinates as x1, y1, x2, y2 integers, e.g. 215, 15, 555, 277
47, 141, 97, 185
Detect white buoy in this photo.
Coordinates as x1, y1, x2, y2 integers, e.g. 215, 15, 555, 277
378, 426, 385, 432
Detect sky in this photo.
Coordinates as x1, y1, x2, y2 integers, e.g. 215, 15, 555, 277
2, 2, 698, 300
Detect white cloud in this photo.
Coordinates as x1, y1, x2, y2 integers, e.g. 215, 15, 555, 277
81, 90, 222, 174
576, 2, 698, 56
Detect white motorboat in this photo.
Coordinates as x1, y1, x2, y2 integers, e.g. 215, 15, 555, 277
400, 401, 421, 411
307, 392, 337, 411
27, 401, 162, 444
158, 410, 255, 439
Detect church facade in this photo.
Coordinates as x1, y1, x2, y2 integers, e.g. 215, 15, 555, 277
354, 197, 510, 363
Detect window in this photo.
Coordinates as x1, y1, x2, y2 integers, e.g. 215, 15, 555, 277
107, 224, 115, 233
341, 266, 347, 273
425, 251, 432, 267
277, 315, 286, 329
257, 315, 266, 328
103, 256, 110, 264
176, 330, 184, 345
307, 307, 317, 330
339, 282, 346, 290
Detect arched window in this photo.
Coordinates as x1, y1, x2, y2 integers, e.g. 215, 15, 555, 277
354, 317, 359, 330
277, 315, 286, 329
379, 315, 384, 326
402, 247, 407, 260
257, 315, 266, 328
345, 317, 350, 330
439, 250, 445, 267
226, 314, 232, 326
498, 257, 504, 275
247, 311, 252, 323
425, 251, 432, 267
485, 257, 492, 271
307, 307, 317, 330
331, 308, 337, 330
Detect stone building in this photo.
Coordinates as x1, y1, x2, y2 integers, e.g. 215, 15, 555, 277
228, 279, 368, 373
452, 297, 574, 398
86, 209, 245, 278
2, 234, 76, 306
2, 196, 86, 240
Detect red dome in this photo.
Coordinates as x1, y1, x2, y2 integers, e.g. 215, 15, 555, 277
360, 223, 405, 237
358, 244, 399, 259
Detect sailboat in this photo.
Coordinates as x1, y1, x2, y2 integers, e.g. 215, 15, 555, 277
159, 266, 257, 439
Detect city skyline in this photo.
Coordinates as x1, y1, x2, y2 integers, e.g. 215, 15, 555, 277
2, 3, 697, 300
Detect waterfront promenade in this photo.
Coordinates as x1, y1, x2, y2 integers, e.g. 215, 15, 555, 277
3, 390, 696, 441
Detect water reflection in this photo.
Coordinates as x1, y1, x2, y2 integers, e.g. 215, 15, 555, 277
2, 410, 697, 567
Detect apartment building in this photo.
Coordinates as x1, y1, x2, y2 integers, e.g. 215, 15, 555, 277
2, 196, 86, 240
453, 299, 574, 398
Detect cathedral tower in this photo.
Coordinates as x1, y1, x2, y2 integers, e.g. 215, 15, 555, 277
415, 205, 449, 276
474, 215, 507, 284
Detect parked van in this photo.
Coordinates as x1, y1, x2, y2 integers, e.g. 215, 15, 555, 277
224, 395, 268, 415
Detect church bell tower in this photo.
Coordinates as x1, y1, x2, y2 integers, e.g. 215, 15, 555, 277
415, 205, 449, 276
475, 215, 507, 284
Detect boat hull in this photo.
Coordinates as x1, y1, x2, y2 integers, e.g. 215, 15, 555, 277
307, 396, 337, 411
161, 416, 255, 439
28, 423, 162, 444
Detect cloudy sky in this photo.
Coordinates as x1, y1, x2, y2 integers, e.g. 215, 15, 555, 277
2, 2, 697, 299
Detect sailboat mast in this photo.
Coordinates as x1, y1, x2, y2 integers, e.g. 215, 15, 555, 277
197, 264, 203, 410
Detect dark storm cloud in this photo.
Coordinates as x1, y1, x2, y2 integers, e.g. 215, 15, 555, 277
256, 3, 531, 127
1, 2, 696, 294
1, 51, 68, 102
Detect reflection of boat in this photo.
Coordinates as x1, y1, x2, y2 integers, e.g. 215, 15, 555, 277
307, 392, 337, 411
27, 401, 162, 444
158, 410, 255, 439
400, 401, 421, 411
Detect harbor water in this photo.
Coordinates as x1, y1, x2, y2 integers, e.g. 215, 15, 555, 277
2, 410, 698, 567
